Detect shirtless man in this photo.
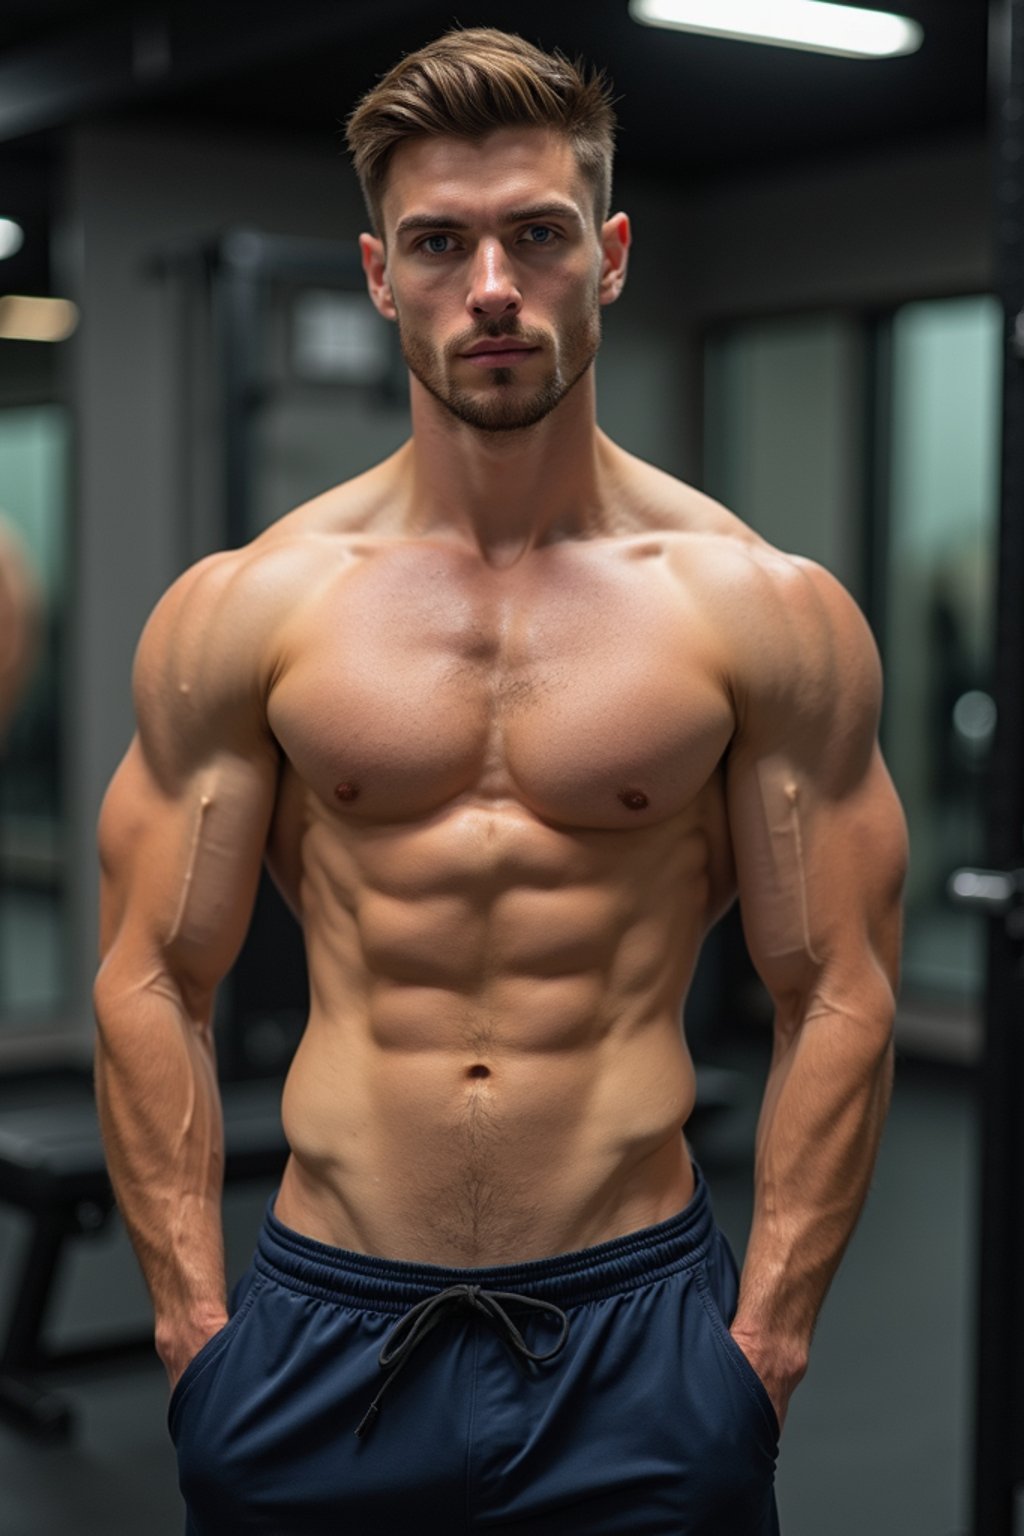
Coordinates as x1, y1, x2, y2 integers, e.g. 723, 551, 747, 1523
94, 27, 907, 1536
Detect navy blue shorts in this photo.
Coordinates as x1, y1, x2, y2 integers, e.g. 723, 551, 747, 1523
170, 1166, 780, 1533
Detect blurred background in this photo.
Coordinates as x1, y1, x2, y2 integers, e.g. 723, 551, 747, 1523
0, 1, 1011, 1532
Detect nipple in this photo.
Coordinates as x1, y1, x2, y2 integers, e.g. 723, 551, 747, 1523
334, 781, 360, 803
618, 788, 649, 811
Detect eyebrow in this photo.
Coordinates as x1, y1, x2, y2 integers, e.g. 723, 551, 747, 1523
394, 202, 584, 238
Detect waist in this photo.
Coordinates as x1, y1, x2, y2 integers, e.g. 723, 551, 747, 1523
259, 1157, 714, 1312
277, 1035, 698, 1264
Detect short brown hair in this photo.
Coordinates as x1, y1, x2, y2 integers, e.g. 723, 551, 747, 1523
345, 27, 617, 236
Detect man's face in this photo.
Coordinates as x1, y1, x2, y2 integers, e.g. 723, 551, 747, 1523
361, 128, 627, 433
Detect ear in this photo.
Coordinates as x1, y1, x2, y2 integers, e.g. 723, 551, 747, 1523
598, 212, 630, 307
359, 232, 396, 321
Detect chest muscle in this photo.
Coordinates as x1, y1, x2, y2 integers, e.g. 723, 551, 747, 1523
266, 543, 734, 830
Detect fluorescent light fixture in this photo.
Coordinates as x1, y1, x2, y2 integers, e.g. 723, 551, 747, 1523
0, 219, 24, 260
0, 295, 79, 343
629, 0, 924, 59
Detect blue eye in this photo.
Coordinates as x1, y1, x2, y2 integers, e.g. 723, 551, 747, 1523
423, 235, 452, 255
525, 226, 555, 244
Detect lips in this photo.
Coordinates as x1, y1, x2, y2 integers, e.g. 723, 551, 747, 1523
463, 338, 535, 355
461, 340, 539, 366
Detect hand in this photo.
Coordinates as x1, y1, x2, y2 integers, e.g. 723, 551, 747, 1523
157, 1312, 229, 1393
729, 1327, 807, 1433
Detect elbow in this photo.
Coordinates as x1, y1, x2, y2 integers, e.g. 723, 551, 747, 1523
803, 963, 897, 1060
863, 940, 899, 1053
93, 944, 215, 1042
93, 948, 134, 1033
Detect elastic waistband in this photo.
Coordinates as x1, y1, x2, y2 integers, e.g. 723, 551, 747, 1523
254, 1164, 717, 1313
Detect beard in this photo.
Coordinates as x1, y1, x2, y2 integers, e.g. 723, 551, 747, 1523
397, 308, 601, 433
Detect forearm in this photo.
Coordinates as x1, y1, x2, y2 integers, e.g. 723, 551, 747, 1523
94, 963, 228, 1358
733, 991, 895, 1371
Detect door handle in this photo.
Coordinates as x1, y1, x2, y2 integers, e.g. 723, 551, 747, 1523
947, 869, 1020, 913
947, 868, 1024, 937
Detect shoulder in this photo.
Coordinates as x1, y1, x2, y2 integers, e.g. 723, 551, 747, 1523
627, 462, 872, 647
725, 550, 881, 721
704, 547, 884, 790
138, 486, 382, 662
686, 532, 875, 650
131, 533, 337, 784
135, 452, 407, 704
137, 542, 299, 695
605, 444, 880, 707
620, 466, 884, 755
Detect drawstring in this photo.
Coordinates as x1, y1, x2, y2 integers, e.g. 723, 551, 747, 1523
355, 1282, 569, 1438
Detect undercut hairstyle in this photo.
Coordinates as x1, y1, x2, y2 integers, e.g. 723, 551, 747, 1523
345, 27, 617, 237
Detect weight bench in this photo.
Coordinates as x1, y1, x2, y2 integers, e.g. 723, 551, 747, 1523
0, 1070, 288, 1440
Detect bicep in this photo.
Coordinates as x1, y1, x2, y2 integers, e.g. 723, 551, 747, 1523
97, 551, 285, 1009
728, 735, 907, 1030
98, 734, 279, 1010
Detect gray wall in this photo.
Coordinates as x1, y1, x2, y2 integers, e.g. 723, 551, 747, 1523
42, 118, 991, 1047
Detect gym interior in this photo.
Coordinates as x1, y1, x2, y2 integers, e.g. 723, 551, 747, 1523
0, 2, 1018, 1533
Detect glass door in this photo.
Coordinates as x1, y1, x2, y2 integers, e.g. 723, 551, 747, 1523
882, 296, 1003, 1019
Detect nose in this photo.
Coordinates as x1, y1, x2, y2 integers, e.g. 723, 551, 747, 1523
466, 238, 521, 321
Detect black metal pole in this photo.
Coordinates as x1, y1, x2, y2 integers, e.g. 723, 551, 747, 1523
973, 5, 1024, 1531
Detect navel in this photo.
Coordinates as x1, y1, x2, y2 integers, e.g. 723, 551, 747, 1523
334, 781, 361, 803
617, 788, 649, 811
466, 1064, 491, 1080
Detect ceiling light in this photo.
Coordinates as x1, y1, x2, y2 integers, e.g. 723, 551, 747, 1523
628, 0, 924, 59
0, 219, 24, 260
0, 296, 79, 343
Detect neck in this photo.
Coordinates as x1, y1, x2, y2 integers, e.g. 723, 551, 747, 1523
397, 369, 617, 566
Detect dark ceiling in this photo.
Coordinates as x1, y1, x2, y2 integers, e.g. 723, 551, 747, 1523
0, 0, 994, 294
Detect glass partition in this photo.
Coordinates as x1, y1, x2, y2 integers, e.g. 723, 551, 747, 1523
0, 403, 70, 1022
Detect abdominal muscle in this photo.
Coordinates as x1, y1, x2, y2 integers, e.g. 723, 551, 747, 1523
271, 797, 709, 1268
